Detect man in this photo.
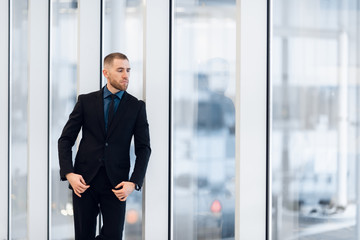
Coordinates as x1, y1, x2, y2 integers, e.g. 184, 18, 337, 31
58, 52, 151, 240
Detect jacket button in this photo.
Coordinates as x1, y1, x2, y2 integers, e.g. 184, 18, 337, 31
105, 142, 108, 147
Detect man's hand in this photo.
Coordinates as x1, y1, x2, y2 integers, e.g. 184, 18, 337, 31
66, 173, 90, 198
112, 181, 135, 201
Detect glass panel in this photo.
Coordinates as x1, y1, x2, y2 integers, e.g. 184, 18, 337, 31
102, 0, 143, 99
172, 1, 236, 239
271, 0, 360, 239
50, 0, 78, 239
10, 0, 29, 238
102, 1, 144, 239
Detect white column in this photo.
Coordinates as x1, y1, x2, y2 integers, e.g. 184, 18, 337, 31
0, 0, 9, 239
143, 0, 170, 239
78, 0, 101, 94
235, 0, 268, 239
356, 11, 360, 240
337, 31, 348, 207
27, 0, 49, 239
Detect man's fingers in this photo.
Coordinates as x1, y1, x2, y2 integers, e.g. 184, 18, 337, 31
112, 189, 124, 196
112, 189, 126, 200
112, 190, 130, 202
120, 196, 127, 201
115, 182, 124, 189
78, 184, 90, 191
74, 189, 81, 198
112, 182, 135, 202
79, 176, 87, 185
68, 173, 89, 198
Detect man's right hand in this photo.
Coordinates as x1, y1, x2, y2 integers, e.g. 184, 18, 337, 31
66, 173, 90, 198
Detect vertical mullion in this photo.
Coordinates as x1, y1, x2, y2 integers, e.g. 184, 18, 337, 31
98, 1, 104, 233
0, 0, 9, 238
142, 1, 147, 239
168, 0, 173, 239
266, 0, 273, 238
8, 0, 12, 238
47, 0, 51, 238
27, 0, 49, 239
235, 0, 268, 239
143, 0, 170, 239
99, 0, 103, 90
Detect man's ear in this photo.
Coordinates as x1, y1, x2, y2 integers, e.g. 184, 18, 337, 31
102, 69, 108, 78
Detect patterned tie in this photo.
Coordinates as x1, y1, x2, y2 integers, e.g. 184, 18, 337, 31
108, 94, 116, 128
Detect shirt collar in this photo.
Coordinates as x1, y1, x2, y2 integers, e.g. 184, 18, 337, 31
103, 85, 125, 99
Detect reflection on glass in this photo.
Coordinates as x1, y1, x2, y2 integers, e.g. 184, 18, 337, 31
172, 1, 236, 239
50, 0, 78, 239
102, 1, 143, 239
271, 0, 360, 239
10, 0, 29, 239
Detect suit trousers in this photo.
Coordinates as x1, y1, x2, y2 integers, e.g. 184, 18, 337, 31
72, 167, 126, 240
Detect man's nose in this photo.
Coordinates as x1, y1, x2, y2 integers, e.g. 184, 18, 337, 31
122, 71, 129, 78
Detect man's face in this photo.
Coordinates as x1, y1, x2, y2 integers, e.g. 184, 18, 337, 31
103, 58, 131, 92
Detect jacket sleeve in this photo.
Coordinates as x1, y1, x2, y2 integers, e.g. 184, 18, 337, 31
58, 95, 84, 180
129, 101, 151, 189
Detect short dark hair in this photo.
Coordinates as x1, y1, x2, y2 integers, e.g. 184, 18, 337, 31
104, 52, 129, 67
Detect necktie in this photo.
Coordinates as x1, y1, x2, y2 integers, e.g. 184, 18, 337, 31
108, 94, 116, 128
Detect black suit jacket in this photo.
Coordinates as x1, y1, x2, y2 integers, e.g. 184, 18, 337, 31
58, 87, 151, 189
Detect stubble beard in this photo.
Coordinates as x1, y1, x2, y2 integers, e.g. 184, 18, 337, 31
109, 79, 128, 92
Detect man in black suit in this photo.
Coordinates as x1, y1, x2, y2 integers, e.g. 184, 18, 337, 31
58, 52, 151, 240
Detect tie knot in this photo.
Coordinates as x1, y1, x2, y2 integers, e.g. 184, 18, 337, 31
110, 94, 116, 100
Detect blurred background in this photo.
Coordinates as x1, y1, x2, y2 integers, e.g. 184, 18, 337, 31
2, 0, 360, 239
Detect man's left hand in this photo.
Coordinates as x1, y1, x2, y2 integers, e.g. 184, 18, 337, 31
112, 181, 135, 201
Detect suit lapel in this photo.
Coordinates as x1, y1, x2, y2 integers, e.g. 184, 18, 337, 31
96, 88, 106, 137
107, 91, 130, 137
